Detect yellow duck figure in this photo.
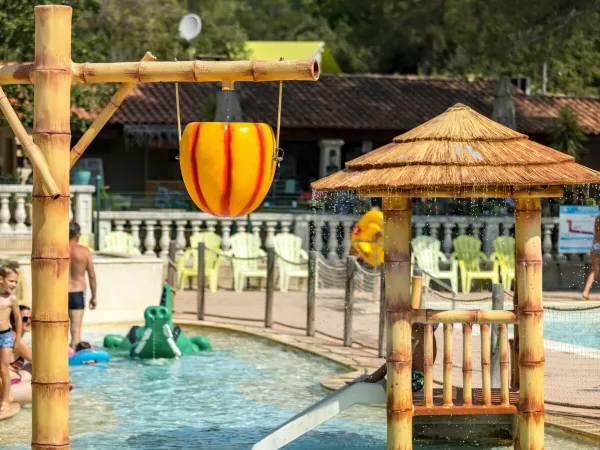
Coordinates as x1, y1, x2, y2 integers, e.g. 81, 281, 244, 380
350, 208, 384, 267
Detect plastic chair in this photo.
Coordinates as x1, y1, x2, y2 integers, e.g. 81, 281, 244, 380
274, 233, 308, 292
411, 236, 459, 293
103, 231, 140, 255
452, 235, 499, 293
176, 232, 223, 292
491, 236, 515, 291
226, 232, 267, 292
78, 233, 94, 251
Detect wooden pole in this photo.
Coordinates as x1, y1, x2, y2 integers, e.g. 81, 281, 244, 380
70, 52, 157, 167
443, 323, 453, 406
344, 255, 356, 347
410, 269, 423, 309
499, 324, 510, 406
423, 323, 434, 408
167, 240, 177, 288
197, 242, 206, 321
481, 323, 492, 406
491, 283, 504, 389
265, 247, 275, 328
462, 323, 473, 406
0, 86, 60, 198
515, 198, 544, 450
306, 250, 317, 337
411, 309, 516, 324
378, 264, 386, 358
31, 5, 72, 449
383, 197, 413, 450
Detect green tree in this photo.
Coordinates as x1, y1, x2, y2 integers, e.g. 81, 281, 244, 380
551, 105, 588, 161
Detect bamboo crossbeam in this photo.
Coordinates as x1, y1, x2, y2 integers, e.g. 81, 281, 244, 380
0, 60, 320, 84
412, 309, 517, 324
481, 324, 492, 406
411, 272, 423, 309
359, 186, 564, 199
443, 323, 453, 406
70, 52, 157, 168
0, 86, 60, 198
462, 323, 473, 407
499, 324, 510, 406
414, 404, 517, 416
423, 324, 434, 408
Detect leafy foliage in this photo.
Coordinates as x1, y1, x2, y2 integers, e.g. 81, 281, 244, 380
551, 105, 588, 160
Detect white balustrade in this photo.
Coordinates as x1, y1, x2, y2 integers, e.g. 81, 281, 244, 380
327, 219, 338, 260
175, 220, 187, 255
130, 220, 142, 250
14, 193, 28, 233
159, 220, 171, 258
143, 220, 157, 255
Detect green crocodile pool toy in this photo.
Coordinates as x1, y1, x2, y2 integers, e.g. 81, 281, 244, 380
103, 284, 211, 358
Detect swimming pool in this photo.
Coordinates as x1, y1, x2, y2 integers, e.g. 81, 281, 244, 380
1, 326, 597, 449
544, 309, 600, 350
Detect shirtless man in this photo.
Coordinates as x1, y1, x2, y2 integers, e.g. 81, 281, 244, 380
582, 200, 600, 299
0, 265, 21, 412
68, 222, 97, 347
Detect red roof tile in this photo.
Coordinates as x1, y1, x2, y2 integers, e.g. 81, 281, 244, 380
107, 74, 600, 135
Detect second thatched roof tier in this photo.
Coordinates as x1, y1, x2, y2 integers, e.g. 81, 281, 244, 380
312, 103, 600, 193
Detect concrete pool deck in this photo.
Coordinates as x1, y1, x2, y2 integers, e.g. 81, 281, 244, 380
173, 288, 600, 443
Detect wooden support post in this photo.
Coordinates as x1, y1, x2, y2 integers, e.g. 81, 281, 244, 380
378, 264, 386, 358
462, 323, 473, 406
31, 5, 71, 449
167, 240, 177, 288
515, 198, 544, 450
307, 250, 317, 337
443, 323, 453, 406
344, 255, 356, 347
491, 283, 504, 389
265, 247, 275, 328
499, 324, 510, 406
411, 268, 423, 309
481, 323, 492, 406
197, 242, 206, 321
383, 197, 413, 450
423, 323, 434, 408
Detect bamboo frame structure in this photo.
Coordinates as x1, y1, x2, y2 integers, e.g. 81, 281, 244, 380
499, 324, 510, 406
443, 323, 453, 407
410, 272, 422, 309
0, 59, 319, 85
0, 87, 60, 198
70, 52, 157, 167
383, 197, 413, 450
462, 323, 473, 407
31, 5, 71, 449
359, 187, 563, 199
515, 198, 544, 450
481, 324, 492, 406
411, 309, 517, 324
2, 5, 319, 449
423, 324, 434, 408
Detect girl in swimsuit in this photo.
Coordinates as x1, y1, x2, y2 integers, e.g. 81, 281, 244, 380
582, 201, 600, 299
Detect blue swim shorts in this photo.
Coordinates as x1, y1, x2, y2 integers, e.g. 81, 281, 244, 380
0, 328, 14, 348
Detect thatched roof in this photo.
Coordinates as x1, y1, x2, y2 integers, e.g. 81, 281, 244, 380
311, 103, 600, 195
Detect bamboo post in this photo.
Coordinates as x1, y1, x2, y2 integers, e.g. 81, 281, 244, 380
306, 250, 317, 337
383, 197, 413, 450
443, 323, 453, 406
462, 323, 473, 406
197, 242, 206, 321
167, 240, 177, 288
499, 324, 510, 406
344, 255, 356, 347
378, 264, 386, 358
411, 268, 423, 309
265, 247, 275, 328
423, 323, 434, 408
515, 198, 544, 450
0, 86, 60, 198
31, 5, 71, 449
491, 283, 504, 389
481, 323, 492, 406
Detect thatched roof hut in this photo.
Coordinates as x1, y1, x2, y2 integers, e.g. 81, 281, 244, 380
311, 103, 600, 197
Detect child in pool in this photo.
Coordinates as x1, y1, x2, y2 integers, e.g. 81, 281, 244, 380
0, 265, 22, 412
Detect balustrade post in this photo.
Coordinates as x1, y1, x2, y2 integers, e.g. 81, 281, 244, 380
190, 220, 202, 236
175, 220, 187, 255
98, 219, 112, 251
114, 219, 126, 232
314, 218, 324, 255
443, 222, 454, 257
159, 220, 171, 258
472, 221, 483, 241
415, 220, 425, 236
483, 220, 500, 255
281, 220, 292, 233
221, 220, 232, 251
14, 192, 28, 233
74, 186, 94, 236
251, 220, 262, 242
143, 220, 157, 256
341, 219, 354, 257
265, 221, 278, 248
130, 220, 142, 252
542, 223, 554, 261
294, 215, 310, 251
68, 193, 74, 222
206, 220, 217, 234
429, 221, 440, 240
327, 219, 338, 260
457, 221, 468, 237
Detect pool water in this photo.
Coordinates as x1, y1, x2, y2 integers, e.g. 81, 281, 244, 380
1, 326, 597, 449
543, 310, 600, 349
